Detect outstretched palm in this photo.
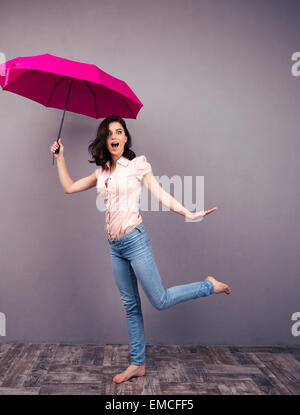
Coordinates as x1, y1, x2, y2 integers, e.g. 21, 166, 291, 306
187, 207, 218, 220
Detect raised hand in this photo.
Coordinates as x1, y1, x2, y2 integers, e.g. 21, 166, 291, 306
50, 138, 64, 160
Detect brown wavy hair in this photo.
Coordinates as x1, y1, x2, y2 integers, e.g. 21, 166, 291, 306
88, 115, 136, 169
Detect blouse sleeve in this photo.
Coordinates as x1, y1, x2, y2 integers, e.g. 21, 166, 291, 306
134, 155, 152, 181
95, 166, 103, 179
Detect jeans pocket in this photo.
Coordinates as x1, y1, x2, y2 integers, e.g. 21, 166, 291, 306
136, 232, 150, 246
125, 230, 142, 243
143, 233, 150, 243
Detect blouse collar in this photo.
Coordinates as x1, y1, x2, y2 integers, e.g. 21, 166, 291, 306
105, 155, 130, 169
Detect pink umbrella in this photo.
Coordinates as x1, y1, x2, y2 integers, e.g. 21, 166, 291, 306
0, 53, 143, 164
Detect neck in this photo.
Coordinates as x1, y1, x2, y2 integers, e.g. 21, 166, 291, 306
111, 153, 122, 167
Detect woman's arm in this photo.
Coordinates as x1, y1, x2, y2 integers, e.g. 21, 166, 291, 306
51, 138, 97, 194
143, 171, 217, 219
143, 171, 190, 217
58, 157, 97, 194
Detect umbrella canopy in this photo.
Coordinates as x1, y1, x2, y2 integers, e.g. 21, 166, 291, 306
0, 53, 143, 118
0, 53, 143, 163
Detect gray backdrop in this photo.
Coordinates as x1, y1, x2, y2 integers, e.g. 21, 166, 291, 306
0, 0, 299, 346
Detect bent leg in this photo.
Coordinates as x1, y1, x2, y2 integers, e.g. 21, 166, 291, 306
110, 249, 146, 365
130, 240, 214, 310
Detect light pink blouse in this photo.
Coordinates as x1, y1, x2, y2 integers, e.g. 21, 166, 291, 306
95, 155, 152, 240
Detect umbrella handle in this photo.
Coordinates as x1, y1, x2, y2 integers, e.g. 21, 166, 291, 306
52, 77, 74, 166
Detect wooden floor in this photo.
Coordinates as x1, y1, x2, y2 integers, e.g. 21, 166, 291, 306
0, 344, 299, 395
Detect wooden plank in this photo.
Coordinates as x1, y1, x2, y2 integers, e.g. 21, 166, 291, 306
0, 344, 11, 359
23, 344, 58, 387
255, 353, 300, 395
218, 379, 264, 395
181, 360, 209, 383
160, 381, 220, 395
247, 352, 292, 395
1, 344, 42, 388
51, 344, 82, 365
250, 374, 283, 395
0, 344, 26, 385
0, 387, 39, 395
139, 375, 162, 395
103, 345, 130, 367
231, 346, 294, 354
154, 360, 189, 383
209, 346, 237, 365
273, 353, 300, 380
39, 383, 104, 395
204, 363, 261, 376
79, 344, 104, 365
44, 363, 103, 383
176, 345, 215, 364
228, 346, 258, 365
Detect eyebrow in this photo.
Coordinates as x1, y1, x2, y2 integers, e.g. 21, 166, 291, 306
109, 128, 123, 132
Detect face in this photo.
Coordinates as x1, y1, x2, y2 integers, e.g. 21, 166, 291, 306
106, 121, 127, 157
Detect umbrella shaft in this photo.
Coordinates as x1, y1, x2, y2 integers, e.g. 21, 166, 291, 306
57, 77, 74, 142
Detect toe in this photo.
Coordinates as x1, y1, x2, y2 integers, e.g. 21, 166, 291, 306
113, 374, 122, 383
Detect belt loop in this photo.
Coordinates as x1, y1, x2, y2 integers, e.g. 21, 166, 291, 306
137, 225, 142, 233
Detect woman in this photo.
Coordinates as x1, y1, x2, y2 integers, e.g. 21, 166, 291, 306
50, 115, 231, 384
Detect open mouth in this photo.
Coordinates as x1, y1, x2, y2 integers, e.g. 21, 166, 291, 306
111, 142, 119, 149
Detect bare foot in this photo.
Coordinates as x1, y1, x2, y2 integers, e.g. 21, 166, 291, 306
205, 276, 231, 295
112, 364, 146, 384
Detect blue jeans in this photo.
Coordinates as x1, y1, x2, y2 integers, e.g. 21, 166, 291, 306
106, 222, 214, 365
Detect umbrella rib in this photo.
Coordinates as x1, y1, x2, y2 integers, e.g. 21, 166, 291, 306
84, 81, 98, 118
3, 70, 71, 110
3, 69, 38, 89
46, 76, 67, 107
120, 94, 135, 118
